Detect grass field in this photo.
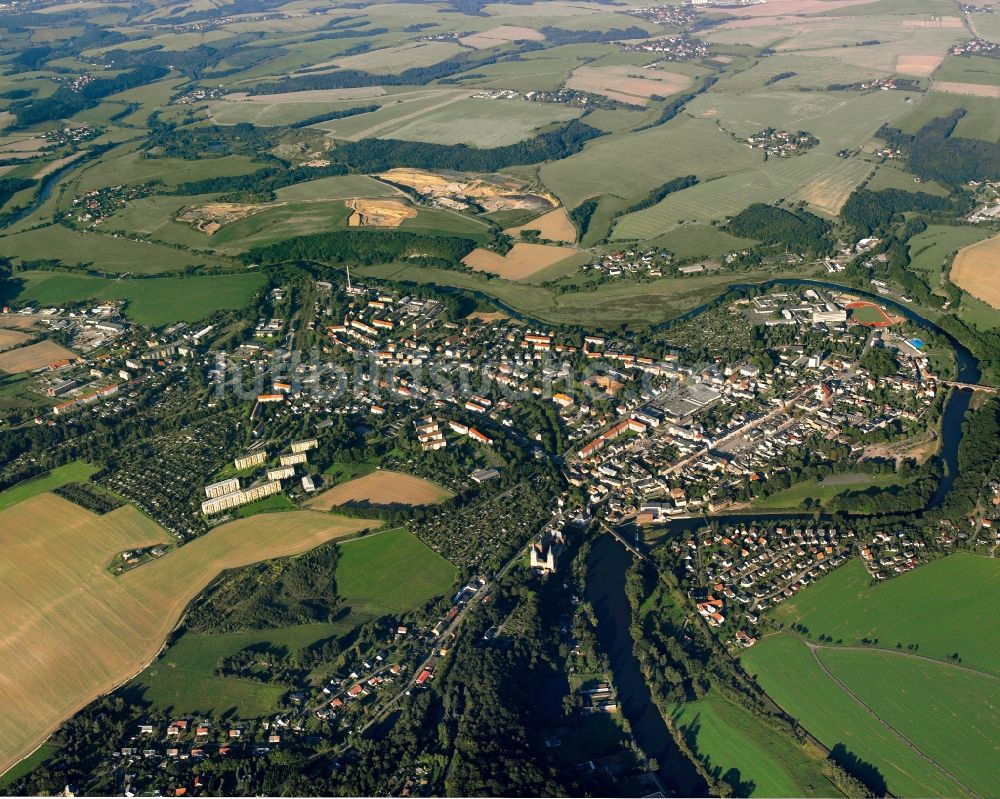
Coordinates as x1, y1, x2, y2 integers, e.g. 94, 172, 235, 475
307, 470, 453, 510
751, 473, 911, 511
335, 528, 458, 617
819, 647, 1000, 799
134, 622, 350, 720
11, 271, 264, 327
907, 224, 992, 297
743, 635, 972, 798
670, 693, 838, 797
650, 224, 757, 258
355, 261, 806, 328
770, 554, 1000, 675
134, 527, 455, 717
0, 225, 227, 274
0, 494, 372, 775
0, 460, 95, 511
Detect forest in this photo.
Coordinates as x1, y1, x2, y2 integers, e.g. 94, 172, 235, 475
185, 542, 341, 633
725, 204, 831, 255
242, 229, 477, 267
327, 119, 604, 172
878, 110, 1000, 185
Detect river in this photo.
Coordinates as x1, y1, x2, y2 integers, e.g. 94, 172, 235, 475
582, 278, 983, 793
586, 534, 708, 796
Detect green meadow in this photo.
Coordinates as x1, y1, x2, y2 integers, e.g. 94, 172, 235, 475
769, 554, 1000, 675
0, 460, 96, 512
11, 271, 265, 327
670, 693, 839, 797
742, 635, 971, 798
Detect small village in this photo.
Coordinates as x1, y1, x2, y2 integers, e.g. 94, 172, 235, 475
621, 34, 711, 61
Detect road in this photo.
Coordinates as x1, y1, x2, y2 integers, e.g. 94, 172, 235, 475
357, 523, 543, 736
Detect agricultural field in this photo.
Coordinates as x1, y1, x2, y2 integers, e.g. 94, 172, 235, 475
819, 648, 1000, 799
504, 206, 577, 243
307, 470, 454, 510
769, 554, 1000, 675
0, 225, 229, 274
742, 635, 974, 798
950, 232, 1000, 310
370, 98, 582, 148
669, 693, 839, 797
896, 91, 1000, 141
0, 492, 371, 775
10, 271, 265, 327
0, 328, 31, 352
0, 340, 77, 374
463, 243, 584, 280
907, 224, 993, 296
565, 65, 692, 106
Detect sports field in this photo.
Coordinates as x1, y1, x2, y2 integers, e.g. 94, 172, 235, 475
0, 340, 76, 373
770, 554, 1000, 675
950, 232, 1000, 310
0, 494, 371, 775
308, 470, 453, 510
847, 301, 893, 326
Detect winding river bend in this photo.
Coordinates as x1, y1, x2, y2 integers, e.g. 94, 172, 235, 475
582, 278, 983, 794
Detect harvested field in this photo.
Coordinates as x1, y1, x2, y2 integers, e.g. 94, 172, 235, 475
346, 198, 416, 227
0, 329, 31, 352
334, 41, 466, 74
566, 65, 692, 106
460, 25, 544, 49
0, 494, 370, 776
790, 158, 874, 216
505, 206, 576, 243
0, 340, 76, 373
897, 54, 944, 76
463, 242, 581, 280
950, 233, 1000, 309
715, 0, 876, 17
932, 81, 1000, 98
308, 470, 452, 510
